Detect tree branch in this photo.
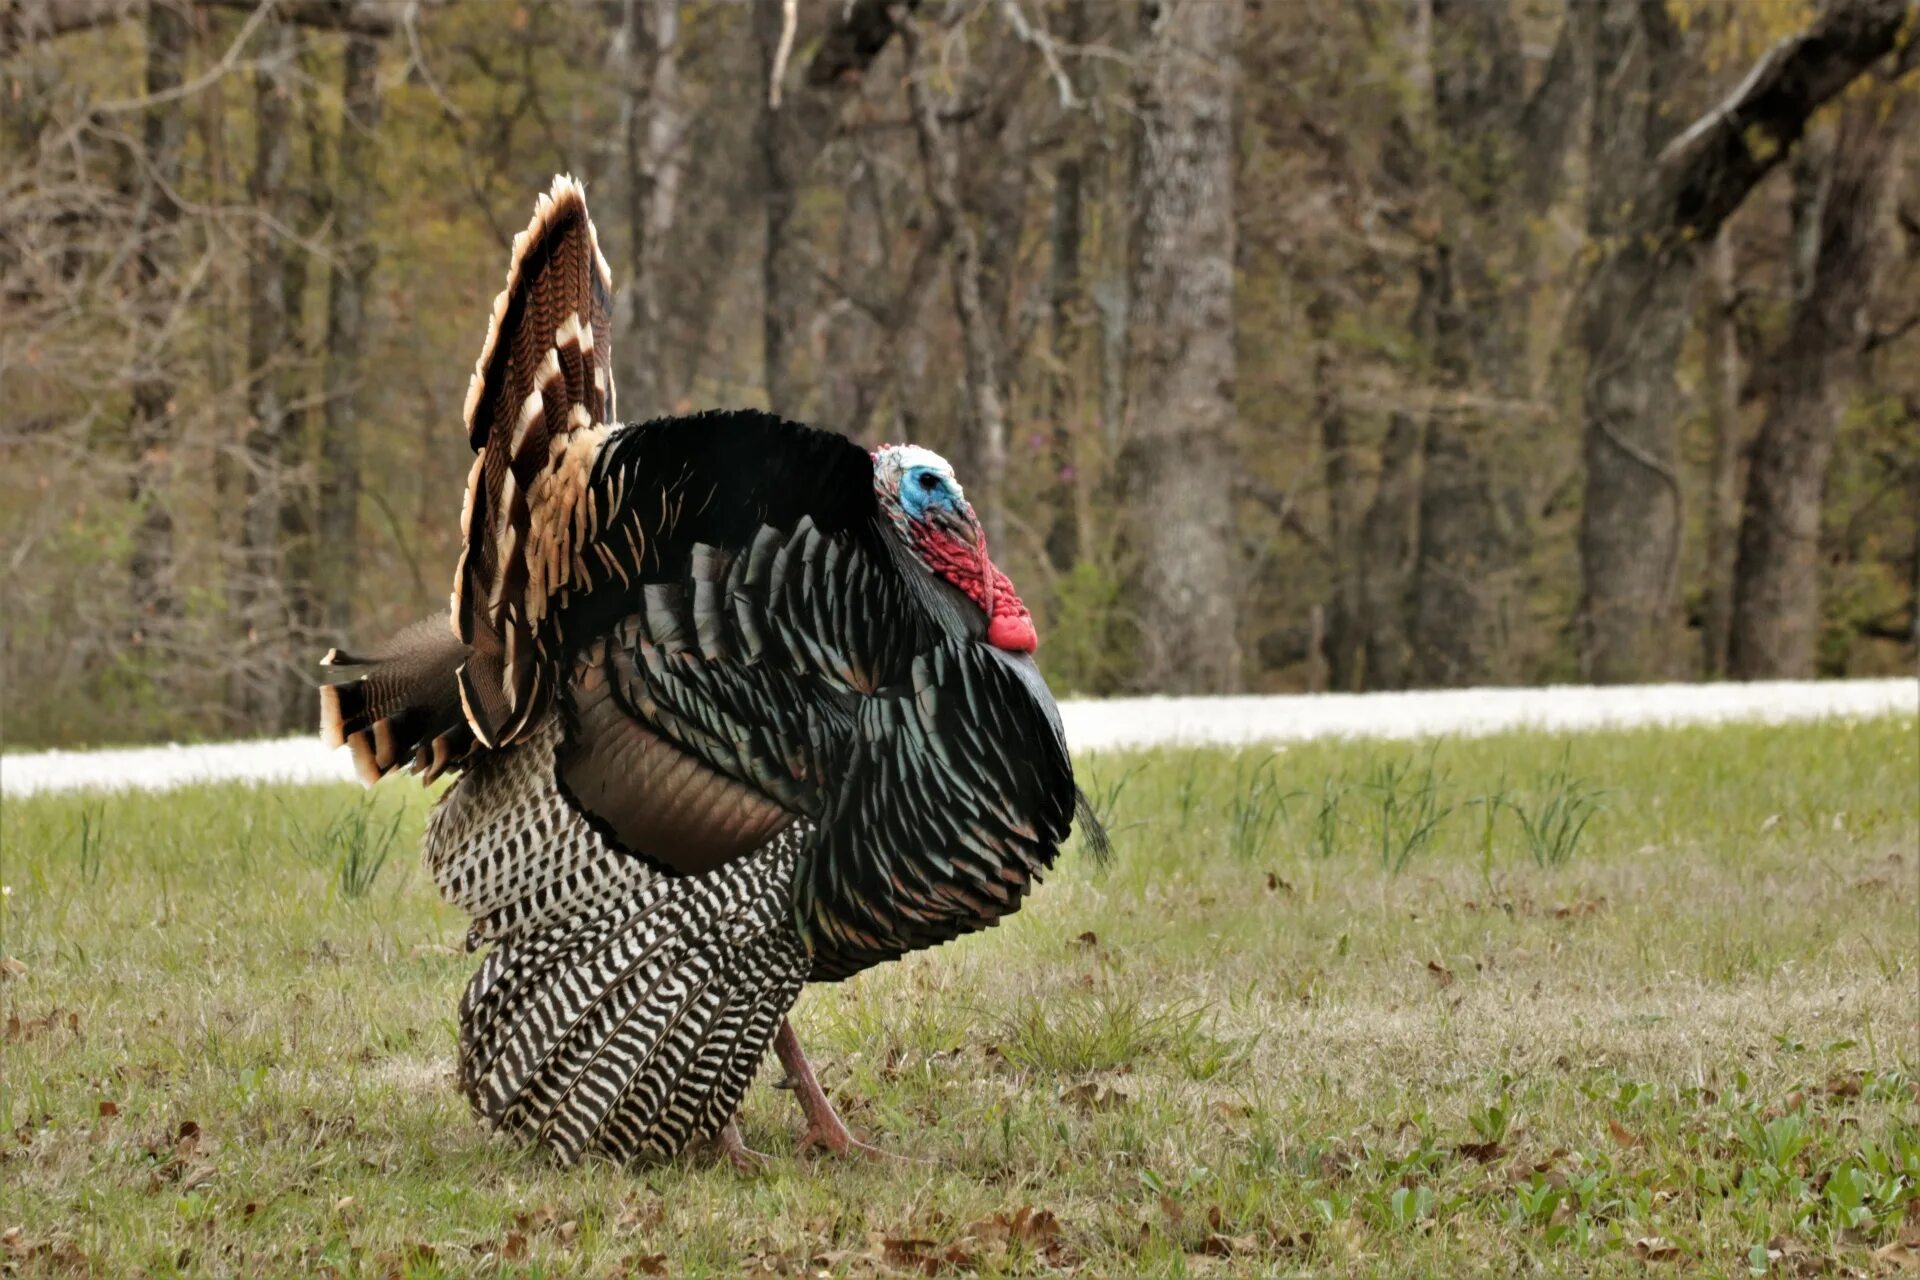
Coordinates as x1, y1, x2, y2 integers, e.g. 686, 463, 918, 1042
1649, 0, 1915, 244
2, 0, 406, 56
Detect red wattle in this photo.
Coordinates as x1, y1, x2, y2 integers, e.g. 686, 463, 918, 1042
987, 612, 1037, 653
911, 524, 1040, 653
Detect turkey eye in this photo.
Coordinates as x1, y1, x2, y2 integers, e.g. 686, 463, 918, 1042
916, 472, 941, 492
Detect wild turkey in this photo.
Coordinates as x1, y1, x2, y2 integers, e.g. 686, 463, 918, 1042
317, 175, 1101, 1167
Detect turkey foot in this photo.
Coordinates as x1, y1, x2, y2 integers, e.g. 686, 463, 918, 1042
773, 1019, 904, 1162
710, 1118, 771, 1173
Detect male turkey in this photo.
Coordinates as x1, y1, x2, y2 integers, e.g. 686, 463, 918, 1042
318, 175, 1101, 1167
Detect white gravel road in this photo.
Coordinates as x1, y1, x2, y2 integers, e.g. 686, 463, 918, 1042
3, 678, 1913, 798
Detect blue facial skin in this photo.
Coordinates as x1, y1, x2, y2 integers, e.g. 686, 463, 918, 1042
900, 467, 962, 521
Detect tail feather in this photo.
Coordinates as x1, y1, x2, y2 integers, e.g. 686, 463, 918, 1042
457, 834, 810, 1166
317, 617, 475, 785
455, 173, 618, 751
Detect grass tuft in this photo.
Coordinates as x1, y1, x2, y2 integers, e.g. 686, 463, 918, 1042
1509, 750, 1605, 868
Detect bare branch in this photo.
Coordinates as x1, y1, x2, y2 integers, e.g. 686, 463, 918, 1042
1650, 0, 1915, 243
2, 0, 408, 57
766, 0, 795, 108
996, 0, 1075, 109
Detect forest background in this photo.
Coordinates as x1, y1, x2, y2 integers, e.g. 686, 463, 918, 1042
3, 0, 1916, 748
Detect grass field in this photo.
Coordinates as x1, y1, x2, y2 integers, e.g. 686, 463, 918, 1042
2, 715, 1916, 1278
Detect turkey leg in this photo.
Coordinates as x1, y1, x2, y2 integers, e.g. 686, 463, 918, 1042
773, 1019, 894, 1160
710, 1119, 772, 1173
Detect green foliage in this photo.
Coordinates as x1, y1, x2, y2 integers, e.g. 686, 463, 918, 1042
1041, 558, 1137, 697
282, 793, 405, 900
1508, 752, 1605, 868
1361, 750, 1456, 875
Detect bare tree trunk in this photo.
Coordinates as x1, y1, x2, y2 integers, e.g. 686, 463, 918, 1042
751, 0, 920, 430
127, 0, 188, 645
1119, 0, 1243, 693
821, 149, 886, 441
619, 0, 680, 419
1042, 0, 1091, 573
755, 0, 801, 416
903, 14, 1008, 553
1360, 411, 1420, 690
1577, 0, 1910, 682
1729, 93, 1911, 678
236, 14, 296, 729
1409, 0, 1584, 687
1044, 154, 1083, 568
1698, 228, 1741, 677
318, 30, 382, 640
1315, 322, 1361, 691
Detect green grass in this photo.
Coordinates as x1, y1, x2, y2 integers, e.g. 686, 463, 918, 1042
2, 716, 1917, 1277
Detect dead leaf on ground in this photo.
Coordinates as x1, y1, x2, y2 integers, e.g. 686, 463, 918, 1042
1824, 1073, 1864, 1099
966, 1206, 1065, 1254
1607, 1119, 1643, 1149
1455, 1140, 1504, 1163
1629, 1236, 1682, 1262
626, 1253, 669, 1276
1059, 1080, 1128, 1112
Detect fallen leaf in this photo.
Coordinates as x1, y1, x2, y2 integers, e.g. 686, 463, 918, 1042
502, 1231, 528, 1261
1872, 1239, 1918, 1271
1455, 1140, 1504, 1163
627, 1254, 669, 1276
1199, 1232, 1256, 1257
1059, 1080, 1128, 1112
1629, 1236, 1681, 1262
1607, 1119, 1642, 1149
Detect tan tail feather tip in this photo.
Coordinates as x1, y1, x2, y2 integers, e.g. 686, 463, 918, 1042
456, 663, 497, 751
346, 730, 382, 787
318, 684, 346, 750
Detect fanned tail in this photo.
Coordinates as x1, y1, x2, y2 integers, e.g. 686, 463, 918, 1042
456, 833, 810, 1166
454, 173, 618, 750
318, 617, 477, 785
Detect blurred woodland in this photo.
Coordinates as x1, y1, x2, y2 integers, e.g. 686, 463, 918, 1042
2, 0, 1917, 747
